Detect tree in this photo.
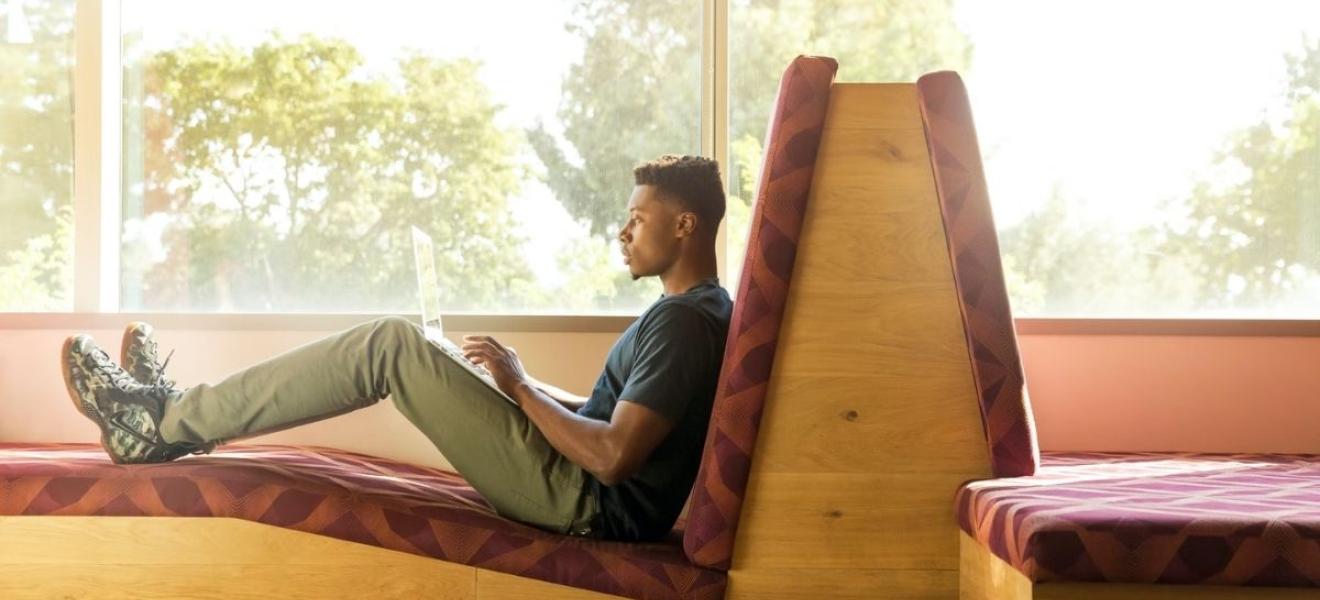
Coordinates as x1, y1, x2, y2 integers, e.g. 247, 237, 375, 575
531, 0, 972, 300
1162, 39, 1320, 309
128, 37, 536, 311
998, 188, 1200, 316
0, 0, 74, 310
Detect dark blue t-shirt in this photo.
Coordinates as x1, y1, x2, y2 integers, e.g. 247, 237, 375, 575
577, 277, 732, 541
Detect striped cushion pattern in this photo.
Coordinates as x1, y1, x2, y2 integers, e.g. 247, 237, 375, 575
0, 442, 726, 600
958, 451, 1320, 587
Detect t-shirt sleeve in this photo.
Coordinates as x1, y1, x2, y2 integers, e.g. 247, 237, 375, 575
618, 302, 718, 422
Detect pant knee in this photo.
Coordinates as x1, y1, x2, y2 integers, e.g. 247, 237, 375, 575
368, 315, 420, 343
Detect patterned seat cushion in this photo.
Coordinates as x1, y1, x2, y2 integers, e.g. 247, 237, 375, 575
0, 443, 725, 600
957, 451, 1320, 587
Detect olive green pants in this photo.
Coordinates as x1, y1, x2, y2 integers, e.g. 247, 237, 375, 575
157, 316, 598, 535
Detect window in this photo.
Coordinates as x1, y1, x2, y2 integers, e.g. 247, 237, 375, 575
728, 0, 1320, 318
7, 0, 1320, 320
118, 0, 698, 313
726, 0, 970, 295
0, 0, 74, 311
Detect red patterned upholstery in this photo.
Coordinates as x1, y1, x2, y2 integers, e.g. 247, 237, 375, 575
682, 55, 838, 571
958, 451, 1320, 587
0, 443, 725, 600
915, 71, 1040, 478
923, 69, 1320, 590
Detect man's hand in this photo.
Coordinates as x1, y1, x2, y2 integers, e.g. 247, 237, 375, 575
461, 335, 529, 396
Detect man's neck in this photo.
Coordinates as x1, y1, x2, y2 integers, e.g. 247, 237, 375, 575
659, 252, 719, 296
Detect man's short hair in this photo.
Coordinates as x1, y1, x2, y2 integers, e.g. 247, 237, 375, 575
633, 155, 726, 237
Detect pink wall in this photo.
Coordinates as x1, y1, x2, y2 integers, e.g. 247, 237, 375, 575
5, 322, 1318, 459
0, 325, 618, 469
1019, 334, 1320, 455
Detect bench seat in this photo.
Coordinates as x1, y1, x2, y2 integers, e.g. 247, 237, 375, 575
957, 451, 1320, 588
0, 442, 726, 600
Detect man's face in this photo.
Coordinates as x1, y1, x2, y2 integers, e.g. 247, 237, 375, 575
618, 185, 683, 280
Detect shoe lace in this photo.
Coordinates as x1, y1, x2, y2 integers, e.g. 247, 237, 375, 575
147, 356, 207, 456
143, 339, 177, 390
123, 346, 210, 455
92, 347, 180, 403
89, 347, 142, 392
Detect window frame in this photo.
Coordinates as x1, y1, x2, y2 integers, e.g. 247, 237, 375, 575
4, 0, 1314, 336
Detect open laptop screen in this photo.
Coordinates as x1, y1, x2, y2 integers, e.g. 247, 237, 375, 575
411, 226, 445, 338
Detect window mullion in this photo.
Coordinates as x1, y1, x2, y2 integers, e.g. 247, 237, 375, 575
71, 0, 103, 313
703, 0, 730, 283
99, 0, 122, 312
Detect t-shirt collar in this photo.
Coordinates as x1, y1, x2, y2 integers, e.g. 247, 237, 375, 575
663, 276, 721, 297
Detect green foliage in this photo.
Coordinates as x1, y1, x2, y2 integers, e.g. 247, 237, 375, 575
1159, 39, 1320, 309
998, 189, 1200, 316
6, 2, 1318, 317
130, 37, 534, 311
0, 0, 74, 309
1001, 39, 1320, 315
528, 1, 703, 241
534, 0, 971, 303
724, 0, 971, 200
0, 205, 71, 311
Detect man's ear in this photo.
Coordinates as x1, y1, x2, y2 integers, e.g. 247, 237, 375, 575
676, 212, 697, 238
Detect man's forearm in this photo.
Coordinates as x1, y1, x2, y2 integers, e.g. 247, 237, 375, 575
511, 382, 621, 483
526, 376, 588, 411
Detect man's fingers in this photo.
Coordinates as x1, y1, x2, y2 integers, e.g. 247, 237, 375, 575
460, 341, 507, 365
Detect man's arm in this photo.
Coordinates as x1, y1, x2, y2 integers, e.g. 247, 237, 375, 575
513, 383, 672, 486
463, 336, 674, 486
525, 375, 588, 412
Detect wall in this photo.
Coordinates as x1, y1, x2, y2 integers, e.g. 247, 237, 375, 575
1020, 334, 1320, 455
2, 323, 1318, 464
0, 322, 618, 469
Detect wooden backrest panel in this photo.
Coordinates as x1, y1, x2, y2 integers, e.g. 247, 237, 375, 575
727, 83, 993, 599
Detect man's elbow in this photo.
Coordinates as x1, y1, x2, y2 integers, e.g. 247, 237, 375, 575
591, 453, 635, 487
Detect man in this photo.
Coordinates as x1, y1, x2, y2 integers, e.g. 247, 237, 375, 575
60, 154, 732, 542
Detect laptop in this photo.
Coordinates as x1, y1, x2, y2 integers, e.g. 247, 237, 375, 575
411, 226, 517, 405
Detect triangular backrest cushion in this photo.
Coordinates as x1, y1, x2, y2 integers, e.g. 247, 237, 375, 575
916, 71, 1040, 477
681, 55, 838, 570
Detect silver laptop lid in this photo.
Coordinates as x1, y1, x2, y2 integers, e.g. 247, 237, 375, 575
411, 226, 445, 340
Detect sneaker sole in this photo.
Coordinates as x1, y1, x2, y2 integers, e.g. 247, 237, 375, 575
60, 336, 124, 465
120, 321, 149, 384
60, 336, 100, 426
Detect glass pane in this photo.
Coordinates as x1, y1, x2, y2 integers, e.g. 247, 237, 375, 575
0, 0, 74, 311
726, 0, 970, 294
730, 0, 1320, 317
120, 0, 699, 313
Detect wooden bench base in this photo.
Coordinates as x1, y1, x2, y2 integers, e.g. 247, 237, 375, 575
0, 516, 622, 599
959, 531, 1320, 600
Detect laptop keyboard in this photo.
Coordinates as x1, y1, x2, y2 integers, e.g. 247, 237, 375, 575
436, 338, 497, 381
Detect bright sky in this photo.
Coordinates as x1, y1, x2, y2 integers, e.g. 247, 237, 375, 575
119, 0, 1320, 282
956, 0, 1320, 227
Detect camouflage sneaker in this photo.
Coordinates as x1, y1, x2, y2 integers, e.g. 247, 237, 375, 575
121, 321, 174, 388
61, 334, 207, 465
